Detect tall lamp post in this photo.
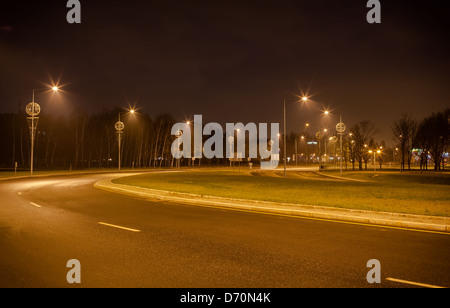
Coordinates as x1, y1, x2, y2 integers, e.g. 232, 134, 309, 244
25, 86, 59, 175
368, 149, 381, 172
115, 115, 124, 171
115, 109, 135, 171
336, 115, 346, 176
283, 96, 308, 178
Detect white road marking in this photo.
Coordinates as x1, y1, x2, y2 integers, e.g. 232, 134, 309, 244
30, 202, 42, 208
386, 277, 446, 288
98, 222, 141, 232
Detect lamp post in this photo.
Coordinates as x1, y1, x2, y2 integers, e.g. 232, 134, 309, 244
368, 149, 381, 172
26, 86, 59, 175
336, 115, 346, 176
283, 96, 307, 178
115, 109, 135, 170
115, 114, 124, 171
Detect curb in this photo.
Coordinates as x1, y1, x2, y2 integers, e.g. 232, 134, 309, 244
313, 171, 369, 183
94, 178, 450, 234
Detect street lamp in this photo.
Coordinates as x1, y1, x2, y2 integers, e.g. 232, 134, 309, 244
26, 86, 59, 175
323, 128, 328, 163
335, 115, 346, 176
115, 109, 135, 170
368, 149, 381, 172
283, 96, 308, 178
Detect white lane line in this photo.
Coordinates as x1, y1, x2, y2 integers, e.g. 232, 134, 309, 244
30, 202, 42, 208
386, 277, 446, 288
98, 222, 141, 232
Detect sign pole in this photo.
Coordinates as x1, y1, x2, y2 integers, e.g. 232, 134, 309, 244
336, 115, 346, 177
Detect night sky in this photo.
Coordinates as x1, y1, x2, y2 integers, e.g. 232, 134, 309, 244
1, 0, 449, 144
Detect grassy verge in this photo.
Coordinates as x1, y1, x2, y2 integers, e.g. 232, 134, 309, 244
112, 169, 450, 217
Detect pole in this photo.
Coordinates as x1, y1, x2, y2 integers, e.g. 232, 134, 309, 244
340, 133, 343, 176
30, 89, 35, 175
340, 115, 343, 176
30, 116, 34, 175
118, 113, 121, 171
374, 152, 376, 172
283, 99, 286, 178
295, 138, 297, 167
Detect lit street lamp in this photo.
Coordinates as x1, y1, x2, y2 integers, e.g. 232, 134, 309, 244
283, 96, 308, 178
26, 86, 59, 175
368, 149, 381, 172
335, 115, 346, 176
115, 109, 135, 170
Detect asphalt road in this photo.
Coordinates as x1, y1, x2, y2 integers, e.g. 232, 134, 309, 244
0, 172, 449, 288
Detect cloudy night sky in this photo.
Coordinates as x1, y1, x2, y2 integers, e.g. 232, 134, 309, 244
1, 0, 449, 144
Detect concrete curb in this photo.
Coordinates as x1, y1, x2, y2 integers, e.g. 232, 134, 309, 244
313, 171, 369, 183
94, 177, 450, 234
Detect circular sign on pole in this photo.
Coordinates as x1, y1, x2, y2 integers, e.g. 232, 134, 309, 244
336, 122, 346, 133
115, 121, 124, 131
26, 102, 41, 117
330, 136, 338, 143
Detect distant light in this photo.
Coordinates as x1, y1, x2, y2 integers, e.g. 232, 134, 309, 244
302, 97, 308, 102
324, 110, 329, 115
130, 109, 135, 114
186, 121, 190, 125
52, 86, 59, 92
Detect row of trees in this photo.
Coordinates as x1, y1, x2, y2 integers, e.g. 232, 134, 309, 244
392, 109, 449, 171
290, 109, 449, 172
0, 107, 448, 171
0, 107, 180, 170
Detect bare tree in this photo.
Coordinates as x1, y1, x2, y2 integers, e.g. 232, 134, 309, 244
392, 113, 417, 171
350, 120, 377, 171
419, 109, 450, 171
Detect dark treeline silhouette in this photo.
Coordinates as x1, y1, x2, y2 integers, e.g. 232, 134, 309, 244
1, 108, 448, 171
391, 109, 450, 171
0, 108, 200, 170
290, 109, 449, 172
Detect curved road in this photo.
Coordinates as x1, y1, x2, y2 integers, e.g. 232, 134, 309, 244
0, 172, 449, 288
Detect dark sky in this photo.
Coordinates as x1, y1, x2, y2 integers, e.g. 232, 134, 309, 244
1, 0, 449, 144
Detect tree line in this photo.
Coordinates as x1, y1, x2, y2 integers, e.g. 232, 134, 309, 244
0, 107, 181, 170
0, 107, 448, 171
288, 108, 449, 172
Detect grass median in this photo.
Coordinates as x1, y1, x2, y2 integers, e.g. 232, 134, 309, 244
112, 169, 450, 217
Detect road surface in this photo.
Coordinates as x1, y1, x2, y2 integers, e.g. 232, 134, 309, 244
0, 172, 449, 288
